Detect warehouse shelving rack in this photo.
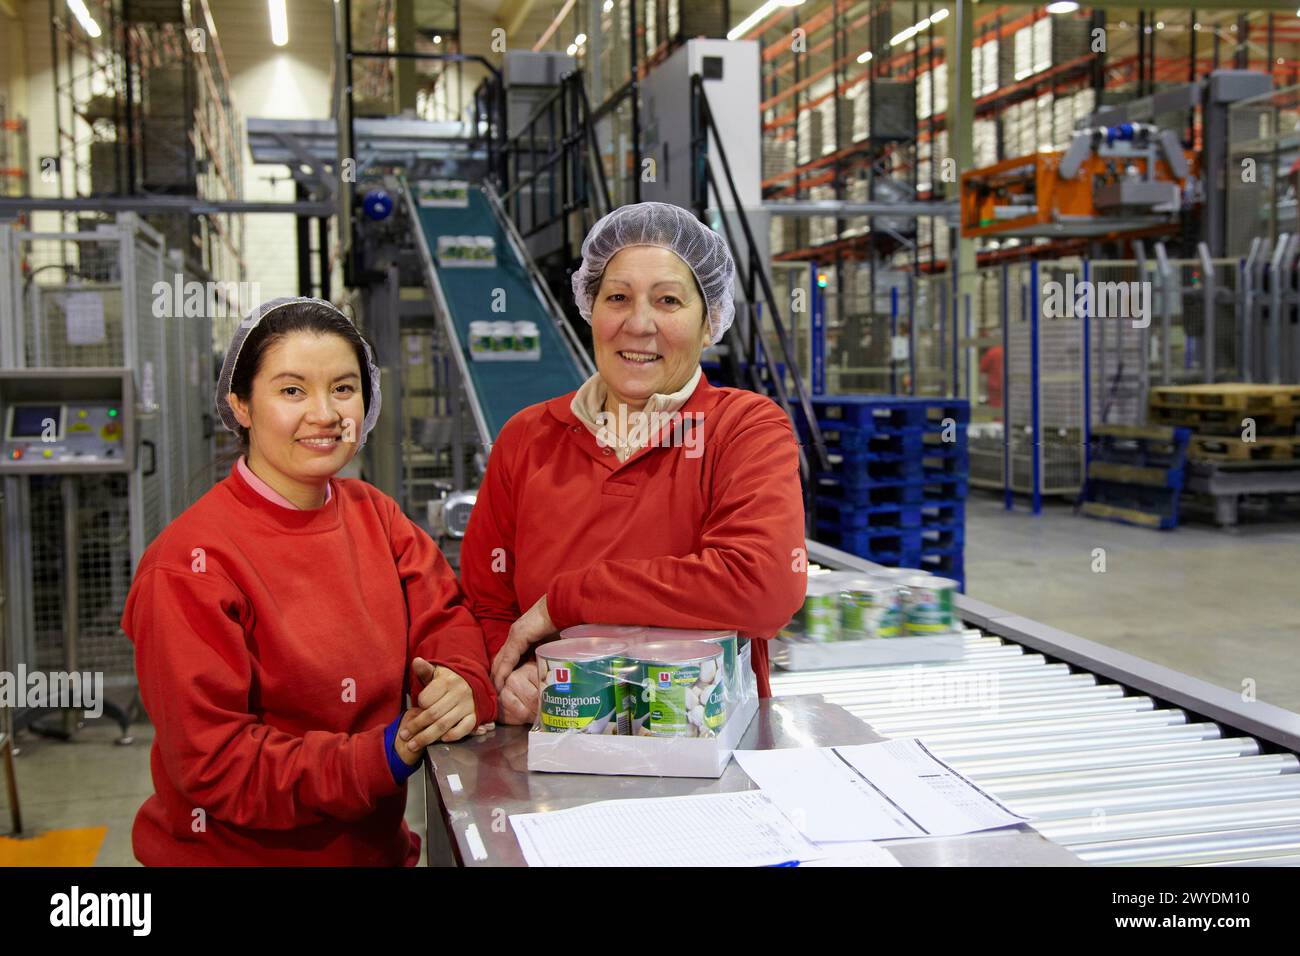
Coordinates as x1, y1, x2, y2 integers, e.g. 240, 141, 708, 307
46, 0, 247, 295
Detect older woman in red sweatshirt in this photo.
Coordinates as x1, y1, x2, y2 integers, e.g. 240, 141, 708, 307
121, 297, 496, 865
460, 203, 807, 724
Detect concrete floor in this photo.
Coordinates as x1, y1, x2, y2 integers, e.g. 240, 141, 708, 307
963, 490, 1300, 715
2, 489, 1297, 864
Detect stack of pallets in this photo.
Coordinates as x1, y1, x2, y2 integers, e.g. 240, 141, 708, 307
804, 395, 970, 587
1148, 384, 1300, 463
1080, 424, 1192, 529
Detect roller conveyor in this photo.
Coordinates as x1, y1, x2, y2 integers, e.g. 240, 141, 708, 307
779, 542, 1300, 866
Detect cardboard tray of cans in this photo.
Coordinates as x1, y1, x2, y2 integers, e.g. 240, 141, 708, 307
416, 179, 470, 207
773, 632, 966, 670
527, 641, 759, 778
436, 234, 496, 267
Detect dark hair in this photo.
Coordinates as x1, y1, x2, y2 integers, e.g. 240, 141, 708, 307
227, 301, 374, 452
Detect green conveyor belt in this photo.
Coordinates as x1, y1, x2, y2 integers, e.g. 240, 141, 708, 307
413, 187, 589, 439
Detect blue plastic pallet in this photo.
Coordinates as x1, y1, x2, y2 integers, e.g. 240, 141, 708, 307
817, 457, 924, 487
920, 501, 964, 526
811, 395, 972, 430
818, 425, 925, 457
921, 477, 969, 501
919, 524, 965, 550
814, 478, 926, 507
814, 499, 923, 531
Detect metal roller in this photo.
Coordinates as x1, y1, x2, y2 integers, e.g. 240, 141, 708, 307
817, 673, 1100, 705
948, 738, 1259, 778
1034, 799, 1300, 844
903, 710, 1191, 744
924, 722, 1222, 761
865, 695, 1158, 732
852, 684, 1125, 717
1010, 776, 1300, 820
1073, 825, 1300, 866
979, 755, 1300, 798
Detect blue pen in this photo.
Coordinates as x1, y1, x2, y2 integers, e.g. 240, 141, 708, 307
767, 860, 801, 867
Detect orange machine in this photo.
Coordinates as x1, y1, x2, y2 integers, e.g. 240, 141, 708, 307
961, 124, 1195, 239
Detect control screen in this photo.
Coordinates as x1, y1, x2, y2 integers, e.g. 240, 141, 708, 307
8, 404, 62, 440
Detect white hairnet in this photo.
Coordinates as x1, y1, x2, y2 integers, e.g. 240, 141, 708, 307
215, 296, 382, 448
570, 202, 736, 345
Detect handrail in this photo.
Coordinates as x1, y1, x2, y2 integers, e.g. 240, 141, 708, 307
690, 75, 831, 477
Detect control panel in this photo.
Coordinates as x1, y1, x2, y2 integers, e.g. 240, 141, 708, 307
0, 368, 134, 475
3, 402, 126, 465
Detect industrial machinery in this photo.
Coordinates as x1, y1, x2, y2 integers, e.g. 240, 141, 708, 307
0, 214, 213, 741
961, 123, 1193, 239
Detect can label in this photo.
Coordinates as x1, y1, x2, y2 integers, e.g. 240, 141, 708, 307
538, 657, 617, 733
805, 592, 841, 643
710, 636, 738, 704
903, 585, 957, 635
841, 588, 902, 638
646, 660, 727, 738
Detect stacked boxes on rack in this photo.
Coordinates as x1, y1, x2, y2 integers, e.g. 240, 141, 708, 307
803, 395, 971, 587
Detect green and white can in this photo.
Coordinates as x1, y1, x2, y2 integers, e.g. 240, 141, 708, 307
468, 321, 493, 354
839, 578, 901, 639
559, 625, 647, 735
635, 628, 738, 706
490, 321, 515, 351
513, 321, 539, 351
902, 575, 960, 635
634, 640, 726, 738
800, 578, 844, 642
535, 638, 627, 734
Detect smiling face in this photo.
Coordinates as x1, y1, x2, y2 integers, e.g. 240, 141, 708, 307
226, 331, 366, 504
591, 245, 711, 410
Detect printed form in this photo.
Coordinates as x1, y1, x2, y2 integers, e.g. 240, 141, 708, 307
734, 738, 1027, 844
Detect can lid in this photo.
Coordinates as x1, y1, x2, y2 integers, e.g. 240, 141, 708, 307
837, 577, 888, 594
805, 577, 844, 597
633, 627, 737, 643
911, 576, 959, 590
535, 637, 627, 661
629, 640, 722, 665
559, 624, 646, 641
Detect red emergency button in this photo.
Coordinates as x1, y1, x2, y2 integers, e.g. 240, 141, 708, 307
10, 448, 22, 460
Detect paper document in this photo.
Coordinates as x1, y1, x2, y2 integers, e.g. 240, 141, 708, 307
64, 291, 106, 346
510, 790, 828, 867
735, 739, 1026, 843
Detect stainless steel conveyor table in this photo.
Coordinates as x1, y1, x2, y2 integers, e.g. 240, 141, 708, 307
421, 694, 1083, 867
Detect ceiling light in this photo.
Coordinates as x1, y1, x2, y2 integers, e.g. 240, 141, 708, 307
269, 0, 289, 47
1045, 2, 1079, 14
66, 0, 102, 38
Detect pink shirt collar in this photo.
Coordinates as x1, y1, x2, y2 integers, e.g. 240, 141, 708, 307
236, 455, 333, 510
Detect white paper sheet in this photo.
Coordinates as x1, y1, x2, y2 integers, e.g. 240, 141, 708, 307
734, 739, 1026, 844
64, 291, 106, 346
510, 790, 829, 867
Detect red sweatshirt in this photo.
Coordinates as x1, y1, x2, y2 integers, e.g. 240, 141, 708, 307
460, 375, 807, 698
120, 462, 496, 866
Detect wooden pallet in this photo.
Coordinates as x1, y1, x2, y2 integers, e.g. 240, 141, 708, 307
1080, 501, 1167, 529
1148, 404, 1299, 435
1187, 435, 1300, 462
1149, 383, 1300, 413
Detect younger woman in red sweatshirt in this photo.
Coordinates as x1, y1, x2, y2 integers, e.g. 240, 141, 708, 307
121, 297, 495, 865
